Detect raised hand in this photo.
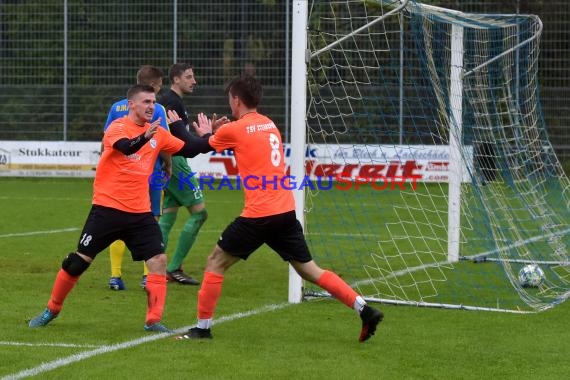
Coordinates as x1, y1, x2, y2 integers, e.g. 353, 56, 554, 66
211, 113, 229, 133
192, 112, 213, 137
145, 118, 161, 139
166, 109, 181, 125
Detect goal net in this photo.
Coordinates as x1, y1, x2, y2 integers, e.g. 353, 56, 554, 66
291, 0, 570, 312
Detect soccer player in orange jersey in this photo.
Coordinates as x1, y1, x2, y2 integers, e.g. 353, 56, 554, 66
104, 65, 171, 291
28, 84, 213, 332
177, 75, 384, 342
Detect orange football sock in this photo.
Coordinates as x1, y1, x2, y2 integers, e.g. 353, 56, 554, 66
145, 273, 167, 325
47, 269, 79, 314
316, 270, 358, 308
197, 271, 224, 319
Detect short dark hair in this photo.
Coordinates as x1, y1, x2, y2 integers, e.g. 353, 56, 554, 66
169, 63, 193, 82
225, 75, 262, 109
127, 84, 155, 100
136, 65, 164, 85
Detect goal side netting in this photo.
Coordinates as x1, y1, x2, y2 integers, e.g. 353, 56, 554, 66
291, 0, 570, 312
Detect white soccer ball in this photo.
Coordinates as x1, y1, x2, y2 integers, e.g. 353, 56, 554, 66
518, 264, 545, 288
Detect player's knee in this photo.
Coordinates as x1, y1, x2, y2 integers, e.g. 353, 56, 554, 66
62, 252, 91, 276
193, 208, 208, 224
153, 253, 167, 266
146, 253, 167, 273
206, 246, 233, 272
187, 208, 207, 229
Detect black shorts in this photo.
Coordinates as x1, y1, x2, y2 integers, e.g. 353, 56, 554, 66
76, 205, 165, 261
218, 210, 312, 263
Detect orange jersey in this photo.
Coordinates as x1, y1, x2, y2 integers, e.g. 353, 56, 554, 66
208, 112, 295, 217
93, 116, 184, 213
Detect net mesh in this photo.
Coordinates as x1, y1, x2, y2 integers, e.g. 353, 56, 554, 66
303, 0, 570, 312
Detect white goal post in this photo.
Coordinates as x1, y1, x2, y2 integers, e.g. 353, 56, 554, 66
290, 0, 411, 303
288, 0, 309, 303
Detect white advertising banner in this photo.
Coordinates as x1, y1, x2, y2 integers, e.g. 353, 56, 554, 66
0, 141, 471, 183
0, 141, 100, 177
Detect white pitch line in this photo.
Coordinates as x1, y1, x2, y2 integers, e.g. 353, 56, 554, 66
1, 303, 289, 380
0, 341, 100, 348
0, 228, 80, 238
0, 196, 89, 201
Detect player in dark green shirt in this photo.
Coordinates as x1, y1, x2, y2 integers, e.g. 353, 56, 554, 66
158, 63, 228, 285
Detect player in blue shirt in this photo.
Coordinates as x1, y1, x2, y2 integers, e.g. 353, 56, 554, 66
104, 65, 172, 291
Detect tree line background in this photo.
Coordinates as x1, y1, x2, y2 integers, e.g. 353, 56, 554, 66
0, 0, 568, 158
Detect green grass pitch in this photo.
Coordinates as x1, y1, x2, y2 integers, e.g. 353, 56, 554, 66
0, 177, 568, 379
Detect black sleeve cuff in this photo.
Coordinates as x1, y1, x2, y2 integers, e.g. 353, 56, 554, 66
112, 132, 149, 155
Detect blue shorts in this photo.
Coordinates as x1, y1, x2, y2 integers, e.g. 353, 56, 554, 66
150, 162, 164, 216
149, 187, 163, 217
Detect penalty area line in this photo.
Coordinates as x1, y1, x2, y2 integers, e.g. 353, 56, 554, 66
0, 228, 80, 239
1, 303, 290, 380
0, 341, 101, 348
